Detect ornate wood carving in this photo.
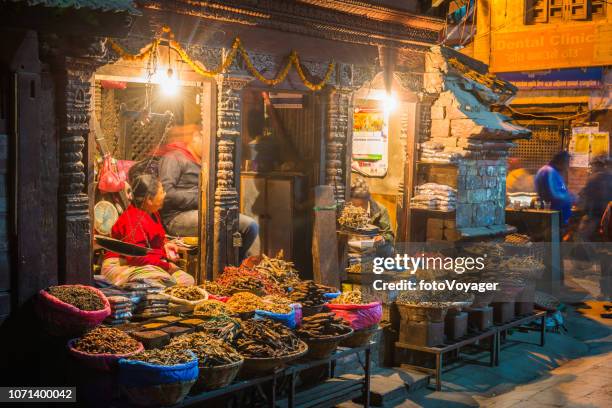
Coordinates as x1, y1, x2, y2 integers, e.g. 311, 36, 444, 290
212, 69, 252, 277
325, 86, 353, 205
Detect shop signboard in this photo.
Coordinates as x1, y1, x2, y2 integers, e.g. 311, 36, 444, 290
497, 68, 603, 90
351, 109, 388, 177
490, 24, 612, 72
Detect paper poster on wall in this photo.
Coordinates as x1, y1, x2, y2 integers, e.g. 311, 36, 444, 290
591, 132, 610, 157
351, 109, 388, 177
569, 126, 609, 168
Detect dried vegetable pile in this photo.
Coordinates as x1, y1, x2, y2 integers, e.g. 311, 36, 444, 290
330, 290, 374, 305
166, 333, 241, 367
338, 203, 370, 229
199, 281, 230, 297
260, 295, 293, 313
226, 292, 264, 314
290, 280, 335, 307
193, 300, 229, 318
296, 313, 351, 339
163, 286, 207, 301
216, 266, 284, 296
397, 286, 474, 306
126, 348, 194, 366
47, 286, 105, 311
500, 256, 545, 280
235, 319, 304, 358
73, 327, 141, 354
253, 251, 301, 290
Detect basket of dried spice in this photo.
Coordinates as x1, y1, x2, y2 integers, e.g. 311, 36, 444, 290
68, 327, 144, 371
38, 285, 111, 337
296, 313, 353, 359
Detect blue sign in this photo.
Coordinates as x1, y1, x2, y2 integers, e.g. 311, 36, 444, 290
497, 67, 603, 90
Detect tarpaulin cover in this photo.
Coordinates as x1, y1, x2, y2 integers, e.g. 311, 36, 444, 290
326, 301, 382, 330
118, 351, 199, 387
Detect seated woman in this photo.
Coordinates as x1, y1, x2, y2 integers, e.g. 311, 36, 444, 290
350, 175, 395, 257
101, 173, 195, 287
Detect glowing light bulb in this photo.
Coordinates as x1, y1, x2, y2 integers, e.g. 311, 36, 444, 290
382, 93, 398, 114
160, 68, 179, 96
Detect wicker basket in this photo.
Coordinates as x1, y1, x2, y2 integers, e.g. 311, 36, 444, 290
301, 328, 353, 359
122, 380, 196, 406
67, 339, 144, 372
301, 304, 325, 317
396, 303, 448, 323
340, 324, 378, 348
193, 359, 243, 391
240, 341, 308, 376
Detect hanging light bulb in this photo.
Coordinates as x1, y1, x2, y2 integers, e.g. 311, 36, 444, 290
160, 67, 179, 96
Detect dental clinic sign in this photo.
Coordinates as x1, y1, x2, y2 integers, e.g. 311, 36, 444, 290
490, 24, 612, 72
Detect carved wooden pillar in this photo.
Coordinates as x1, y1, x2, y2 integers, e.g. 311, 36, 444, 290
55, 56, 97, 284
325, 87, 353, 205
212, 72, 251, 277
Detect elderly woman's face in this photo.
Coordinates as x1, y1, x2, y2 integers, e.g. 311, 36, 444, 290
350, 197, 368, 210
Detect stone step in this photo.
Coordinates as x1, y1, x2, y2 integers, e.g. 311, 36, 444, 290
341, 367, 425, 406
395, 366, 430, 393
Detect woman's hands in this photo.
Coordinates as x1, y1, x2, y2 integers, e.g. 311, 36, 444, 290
164, 242, 180, 262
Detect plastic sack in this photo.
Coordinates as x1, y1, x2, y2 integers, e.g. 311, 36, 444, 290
254, 304, 299, 329
67, 338, 143, 372
160, 287, 208, 312
208, 294, 230, 303
98, 157, 134, 193
326, 301, 382, 331
37, 285, 111, 337
323, 291, 341, 301
118, 351, 199, 388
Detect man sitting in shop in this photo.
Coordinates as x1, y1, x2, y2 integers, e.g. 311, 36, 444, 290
535, 151, 575, 226
350, 175, 395, 257
157, 124, 259, 261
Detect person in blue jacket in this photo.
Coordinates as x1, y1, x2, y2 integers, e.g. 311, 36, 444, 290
535, 151, 575, 225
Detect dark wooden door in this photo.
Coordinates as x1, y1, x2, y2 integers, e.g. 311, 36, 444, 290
0, 69, 11, 324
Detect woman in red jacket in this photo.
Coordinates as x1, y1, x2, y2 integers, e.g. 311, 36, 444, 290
102, 174, 194, 286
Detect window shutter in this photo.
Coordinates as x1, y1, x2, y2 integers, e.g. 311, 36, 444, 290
568, 0, 588, 20
549, 0, 565, 19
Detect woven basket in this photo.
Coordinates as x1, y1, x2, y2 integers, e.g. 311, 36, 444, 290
122, 380, 196, 406
396, 303, 448, 323
340, 324, 378, 348
240, 341, 308, 376
301, 328, 353, 359
67, 339, 144, 372
193, 359, 243, 391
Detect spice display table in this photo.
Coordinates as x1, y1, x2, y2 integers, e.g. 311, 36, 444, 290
395, 328, 496, 391
494, 310, 546, 366
151, 343, 372, 408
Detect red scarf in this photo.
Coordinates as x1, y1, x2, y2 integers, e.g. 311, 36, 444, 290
150, 142, 200, 164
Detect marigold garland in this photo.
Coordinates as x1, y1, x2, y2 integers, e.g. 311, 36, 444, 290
107, 26, 334, 91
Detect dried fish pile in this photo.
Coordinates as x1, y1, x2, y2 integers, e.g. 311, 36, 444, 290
193, 300, 229, 318
235, 319, 303, 358
258, 301, 292, 314
501, 256, 544, 272
47, 286, 105, 311
199, 281, 230, 297
199, 316, 241, 342
163, 286, 207, 301
296, 313, 351, 339
73, 327, 141, 354
331, 290, 374, 305
254, 251, 300, 289
166, 333, 241, 367
226, 292, 264, 314
504, 233, 531, 244
289, 281, 335, 307
338, 203, 370, 229
126, 348, 194, 366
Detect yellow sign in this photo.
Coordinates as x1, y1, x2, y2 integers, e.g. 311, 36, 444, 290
490, 24, 612, 72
